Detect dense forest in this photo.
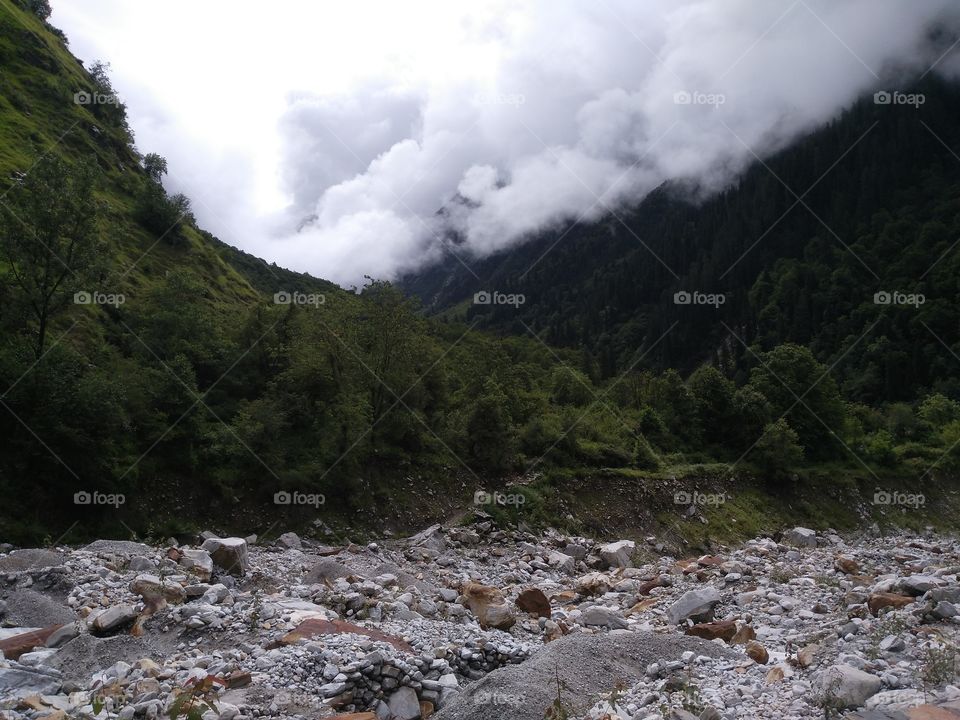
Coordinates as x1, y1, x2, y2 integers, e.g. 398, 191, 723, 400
405, 75, 960, 404
1, 0, 959, 545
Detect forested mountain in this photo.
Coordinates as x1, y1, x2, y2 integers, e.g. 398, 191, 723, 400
403, 75, 960, 405
2, 0, 959, 547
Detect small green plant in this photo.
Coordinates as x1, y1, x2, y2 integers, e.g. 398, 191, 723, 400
919, 639, 958, 697
544, 664, 571, 720
168, 676, 224, 720
813, 673, 847, 719
865, 614, 909, 660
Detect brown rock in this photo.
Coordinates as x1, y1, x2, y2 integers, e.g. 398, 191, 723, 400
330, 714, 376, 720
869, 592, 915, 616
420, 701, 435, 718
796, 643, 819, 668
730, 624, 757, 645
637, 578, 663, 596
745, 640, 769, 664
697, 556, 724, 568
834, 556, 859, 574
0, 625, 64, 661
908, 707, 960, 719
462, 582, 516, 631
765, 666, 785, 684
627, 597, 659, 615
225, 670, 252, 689
516, 588, 551, 618
685, 619, 737, 642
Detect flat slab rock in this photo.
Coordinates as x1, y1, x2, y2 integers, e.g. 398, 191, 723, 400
271, 618, 414, 653
434, 631, 732, 720
0, 624, 63, 660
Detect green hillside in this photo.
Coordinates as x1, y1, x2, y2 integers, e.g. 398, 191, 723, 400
1, 0, 958, 547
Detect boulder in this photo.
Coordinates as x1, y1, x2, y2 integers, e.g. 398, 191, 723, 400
277, 532, 302, 550
462, 582, 516, 631
900, 575, 946, 596
200, 537, 249, 576
0, 665, 62, 697
745, 640, 769, 664
575, 572, 612, 596
685, 619, 736, 642
432, 632, 731, 720
180, 549, 214, 581
783, 527, 817, 548
868, 593, 914, 616
599, 540, 636, 568
129, 574, 186, 605
666, 588, 721, 625
387, 687, 421, 720
580, 606, 628, 629
90, 605, 138, 636
547, 551, 576, 575
516, 588, 551, 618
819, 664, 882, 709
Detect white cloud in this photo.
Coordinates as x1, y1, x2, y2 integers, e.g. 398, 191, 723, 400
52, 0, 960, 286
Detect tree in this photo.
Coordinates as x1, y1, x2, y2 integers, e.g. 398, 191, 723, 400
25, 0, 52, 20
747, 344, 846, 457
750, 418, 804, 478
466, 377, 515, 472
0, 156, 100, 358
143, 153, 168, 183
688, 365, 736, 446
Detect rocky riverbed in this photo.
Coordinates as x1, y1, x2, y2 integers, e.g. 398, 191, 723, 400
0, 518, 958, 720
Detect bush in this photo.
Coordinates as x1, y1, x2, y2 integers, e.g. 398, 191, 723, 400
750, 418, 804, 478
866, 430, 897, 467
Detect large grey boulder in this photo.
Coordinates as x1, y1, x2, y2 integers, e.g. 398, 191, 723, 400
599, 540, 636, 569
666, 588, 721, 625
277, 532, 302, 550
580, 606, 628, 629
434, 632, 731, 720
388, 686, 421, 720
90, 605, 138, 635
818, 664, 882, 709
783, 527, 817, 548
200, 537, 249, 576
0, 664, 62, 697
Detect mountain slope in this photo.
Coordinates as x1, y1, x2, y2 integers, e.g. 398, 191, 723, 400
403, 76, 960, 403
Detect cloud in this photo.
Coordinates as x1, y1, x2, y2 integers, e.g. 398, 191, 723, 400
53, 0, 960, 287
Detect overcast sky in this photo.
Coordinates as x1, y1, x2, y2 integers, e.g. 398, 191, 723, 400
52, 1, 960, 287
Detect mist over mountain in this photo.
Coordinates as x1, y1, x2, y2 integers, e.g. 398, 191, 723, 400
54, 0, 960, 286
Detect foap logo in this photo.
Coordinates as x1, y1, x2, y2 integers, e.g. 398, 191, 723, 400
473, 691, 524, 707
873, 488, 925, 508
74, 490, 125, 507
73, 90, 119, 106
873, 291, 925, 308
74, 290, 125, 307
274, 291, 325, 307
674, 90, 726, 108
274, 490, 325, 507
474, 490, 526, 507
473, 290, 525, 308
475, 92, 526, 108
674, 290, 726, 308
873, 90, 925, 109
674, 490, 726, 507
